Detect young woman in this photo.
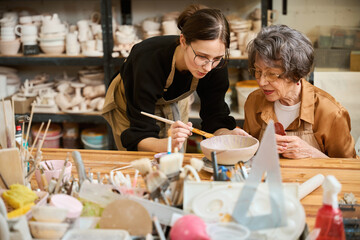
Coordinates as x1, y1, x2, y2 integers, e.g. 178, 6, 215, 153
103, 4, 247, 152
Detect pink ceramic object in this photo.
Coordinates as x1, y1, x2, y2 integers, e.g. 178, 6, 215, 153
50, 194, 83, 219
200, 135, 259, 165
35, 160, 72, 190
169, 215, 210, 240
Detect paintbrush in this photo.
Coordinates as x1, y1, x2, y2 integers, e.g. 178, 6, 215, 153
54, 152, 70, 194
141, 111, 214, 138
145, 170, 170, 205
29, 122, 44, 156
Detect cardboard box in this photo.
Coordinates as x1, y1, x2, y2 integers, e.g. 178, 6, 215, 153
13, 96, 36, 114
350, 51, 360, 71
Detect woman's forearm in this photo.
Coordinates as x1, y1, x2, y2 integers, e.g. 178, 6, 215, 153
137, 137, 169, 152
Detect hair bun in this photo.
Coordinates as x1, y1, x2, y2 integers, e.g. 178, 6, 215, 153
177, 4, 208, 31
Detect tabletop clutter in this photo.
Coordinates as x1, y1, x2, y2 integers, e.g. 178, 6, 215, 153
0, 98, 357, 240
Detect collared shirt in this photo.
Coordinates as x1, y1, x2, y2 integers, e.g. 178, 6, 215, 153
243, 78, 356, 158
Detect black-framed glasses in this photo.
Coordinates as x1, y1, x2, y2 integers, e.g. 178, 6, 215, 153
248, 68, 284, 82
190, 44, 226, 69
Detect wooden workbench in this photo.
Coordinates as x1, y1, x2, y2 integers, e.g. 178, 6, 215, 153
41, 148, 360, 230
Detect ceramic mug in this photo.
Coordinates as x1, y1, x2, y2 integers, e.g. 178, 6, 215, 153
15, 24, 37, 36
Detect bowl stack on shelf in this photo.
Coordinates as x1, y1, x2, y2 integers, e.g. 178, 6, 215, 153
0, 12, 21, 55
39, 14, 66, 55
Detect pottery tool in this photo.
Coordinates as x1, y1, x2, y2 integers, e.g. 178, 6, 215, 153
71, 151, 90, 186
29, 122, 44, 156
111, 158, 153, 176
232, 120, 287, 230
275, 122, 286, 135
190, 157, 204, 172
128, 195, 184, 226
37, 119, 51, 150
0, 173, 9, 189
141, 111, 214, 138
99, 198, 153, 236
145, 170, 170, 205
299, 174, 325, 200
211, 151, 219, 181
160, 153, 183, 177
24, 104, 34, 152
39, 165, 48, 191
167, 129, 172, 154
0, 148, 24, 187
54, 153, 70, 194
153, 216, 166, 240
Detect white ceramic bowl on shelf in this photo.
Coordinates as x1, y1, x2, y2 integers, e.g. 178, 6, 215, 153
0, 39, 20, 55
200, 135, 259, 165
39, 44, 65, 54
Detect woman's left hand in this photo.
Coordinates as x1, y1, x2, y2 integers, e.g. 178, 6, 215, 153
276, 135, 328, 159
214, 127, 250, 136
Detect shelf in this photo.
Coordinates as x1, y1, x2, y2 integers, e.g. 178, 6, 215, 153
16, 112, 106, 124
0, 54, 105, 66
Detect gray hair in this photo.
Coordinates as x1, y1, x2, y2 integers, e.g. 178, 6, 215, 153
247, 25, 314, 83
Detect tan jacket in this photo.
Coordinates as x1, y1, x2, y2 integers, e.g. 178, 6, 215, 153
243, 79, 356, 158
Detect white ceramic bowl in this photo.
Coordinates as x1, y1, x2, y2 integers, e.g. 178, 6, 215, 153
39, 44, 65, 54
0, 39, 20, 55
200, 135, 259, 165
29, 221, 69, 239
31, 205, 68, 223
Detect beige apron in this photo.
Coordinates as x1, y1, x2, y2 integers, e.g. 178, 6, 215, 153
258, 121, 322, 154
102, 46, 199, 151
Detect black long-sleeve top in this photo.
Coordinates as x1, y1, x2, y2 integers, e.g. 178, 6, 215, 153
120, 35, 236, 150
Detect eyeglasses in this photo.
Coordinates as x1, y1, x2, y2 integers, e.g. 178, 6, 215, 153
190, 44, 225, 69
248, 68, 284, 82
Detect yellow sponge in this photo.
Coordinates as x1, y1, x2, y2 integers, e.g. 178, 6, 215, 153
7, 202, 35, 219
2, 184, 38, 209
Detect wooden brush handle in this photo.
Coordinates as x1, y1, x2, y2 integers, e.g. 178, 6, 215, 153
191, 128, 214, 138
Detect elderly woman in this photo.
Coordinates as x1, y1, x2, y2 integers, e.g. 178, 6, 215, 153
243, 25, 356, 158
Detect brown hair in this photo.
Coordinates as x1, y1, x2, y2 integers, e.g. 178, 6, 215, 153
247, 24, 314, 83
177, 4, 230, 49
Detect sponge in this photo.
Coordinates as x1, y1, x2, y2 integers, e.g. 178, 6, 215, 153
2, 184, 38, 209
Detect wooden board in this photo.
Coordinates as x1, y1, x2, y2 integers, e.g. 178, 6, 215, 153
0, 100, 15, 149
0, 148, 24, 188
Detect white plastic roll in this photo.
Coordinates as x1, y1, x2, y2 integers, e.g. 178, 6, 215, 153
299, 174, 325, 200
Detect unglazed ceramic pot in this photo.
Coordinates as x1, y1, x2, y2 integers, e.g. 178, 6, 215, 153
200, 135, 259, 165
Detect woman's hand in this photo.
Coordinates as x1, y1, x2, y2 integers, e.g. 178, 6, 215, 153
170, 121, 193, 150
276, 135, 328, 159
214, 127, 250, 136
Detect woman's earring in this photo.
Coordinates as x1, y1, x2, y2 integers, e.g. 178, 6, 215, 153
297, 82, 300, 85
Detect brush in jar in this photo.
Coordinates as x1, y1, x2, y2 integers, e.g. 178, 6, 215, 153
145, 170, 170, 205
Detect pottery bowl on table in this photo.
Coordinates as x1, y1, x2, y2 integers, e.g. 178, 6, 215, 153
200, 135, 259, 165
31, 205, 68, 223
29, 221, 69, 239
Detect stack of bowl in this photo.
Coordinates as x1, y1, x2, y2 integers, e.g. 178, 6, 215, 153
38, 14, 66, 54
0, 15, 20, 55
